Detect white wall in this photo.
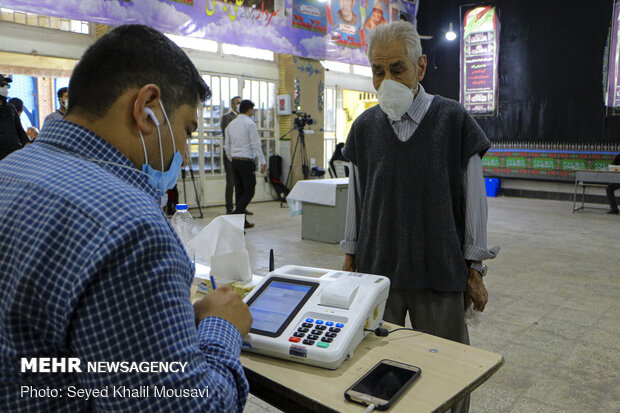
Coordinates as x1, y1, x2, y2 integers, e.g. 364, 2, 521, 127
324, 70, 374, 92
0, 21, 93, 59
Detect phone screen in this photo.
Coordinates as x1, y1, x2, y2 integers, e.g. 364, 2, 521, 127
350, 361, 419, 402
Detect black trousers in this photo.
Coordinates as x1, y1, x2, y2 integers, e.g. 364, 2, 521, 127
223, 150, 235, 212
232, 159, 256, 215
607, 183, 620, 211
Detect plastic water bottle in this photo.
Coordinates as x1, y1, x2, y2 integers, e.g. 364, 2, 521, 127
171, 204, 195, 266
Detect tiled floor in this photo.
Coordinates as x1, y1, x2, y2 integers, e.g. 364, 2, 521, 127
188, 196, 619, 412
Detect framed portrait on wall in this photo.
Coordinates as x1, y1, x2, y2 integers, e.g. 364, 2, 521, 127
277, 94, 292, 115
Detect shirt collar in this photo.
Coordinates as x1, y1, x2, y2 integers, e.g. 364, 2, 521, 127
394, 83, 431, 125
37, 120, 157, 199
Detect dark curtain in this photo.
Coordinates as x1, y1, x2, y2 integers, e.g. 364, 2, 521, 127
416, 0, 620, 144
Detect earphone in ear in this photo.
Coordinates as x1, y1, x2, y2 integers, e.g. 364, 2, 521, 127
144, 107, 160, 127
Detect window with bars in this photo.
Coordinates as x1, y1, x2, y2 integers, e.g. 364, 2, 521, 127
323, 86, 337, 169
0, 8, 90, 34
190, 75, 276, 175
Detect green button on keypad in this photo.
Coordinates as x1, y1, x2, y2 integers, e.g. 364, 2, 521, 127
317, 342, 329, 348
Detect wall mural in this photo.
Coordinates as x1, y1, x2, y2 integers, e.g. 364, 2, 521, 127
2, 0, 417, 65
460, 5, 499, 116
605, 0, 620, 114
482, 142, 620, 181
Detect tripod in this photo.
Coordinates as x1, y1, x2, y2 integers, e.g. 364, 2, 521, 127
181, 142, 203, 218
281, 126, 310, 207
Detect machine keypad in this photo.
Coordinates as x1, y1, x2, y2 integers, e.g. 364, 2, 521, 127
294, 319, 345, 346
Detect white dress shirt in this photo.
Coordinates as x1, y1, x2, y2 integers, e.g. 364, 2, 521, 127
224, 114, 266, 165
341, 84, 499, 261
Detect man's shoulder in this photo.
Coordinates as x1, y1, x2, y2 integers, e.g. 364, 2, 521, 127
3, 145, 158, 232
432, 95, 469, 116
355, 105, 385, 126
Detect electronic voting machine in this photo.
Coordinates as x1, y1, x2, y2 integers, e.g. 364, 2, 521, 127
242, 265, 390, 370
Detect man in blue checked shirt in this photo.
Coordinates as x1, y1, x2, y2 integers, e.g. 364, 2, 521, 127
0, 25, 252, 412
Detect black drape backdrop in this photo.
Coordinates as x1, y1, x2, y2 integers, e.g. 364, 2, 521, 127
416, 0, 620, 144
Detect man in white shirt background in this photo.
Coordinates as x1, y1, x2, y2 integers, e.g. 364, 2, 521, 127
224, 99, 266, 228
42, 87, 68, 127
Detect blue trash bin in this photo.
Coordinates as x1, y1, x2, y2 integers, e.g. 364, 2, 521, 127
485, 178, 500, 197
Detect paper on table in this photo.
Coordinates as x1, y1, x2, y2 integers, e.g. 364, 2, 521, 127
188, 215, 252, 282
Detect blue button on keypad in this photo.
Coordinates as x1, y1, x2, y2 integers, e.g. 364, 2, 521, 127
306, 318, 314, 323
325, 321, 334, 326
315, 320, 324, 325
336, 323, 344, 328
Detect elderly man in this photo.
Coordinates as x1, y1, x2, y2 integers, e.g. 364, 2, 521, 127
0, 25, 251, 412
341, 21, 497, 413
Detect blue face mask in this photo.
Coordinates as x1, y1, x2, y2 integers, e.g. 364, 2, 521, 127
139, 100, 183, 202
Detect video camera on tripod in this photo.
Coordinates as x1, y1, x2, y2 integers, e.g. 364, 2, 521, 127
292, 110, 315, 130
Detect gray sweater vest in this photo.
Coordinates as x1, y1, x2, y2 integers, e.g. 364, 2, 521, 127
343, 96, 491, 292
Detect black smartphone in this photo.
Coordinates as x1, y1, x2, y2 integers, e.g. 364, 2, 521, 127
344, 359, 421, 410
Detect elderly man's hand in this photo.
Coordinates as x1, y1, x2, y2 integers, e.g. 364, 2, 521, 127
464, 269, 488, 312
342, 254, 356, 272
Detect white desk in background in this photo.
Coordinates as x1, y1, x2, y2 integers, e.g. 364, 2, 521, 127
573, 170, 620, 212
286, 178, 349, 244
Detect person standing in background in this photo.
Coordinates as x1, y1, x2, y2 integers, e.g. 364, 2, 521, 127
0, 75, 29, 161
42, 86, 68, 127
606, 153, 620, 214
224, 99, 266, 228
220, 96, 252, 215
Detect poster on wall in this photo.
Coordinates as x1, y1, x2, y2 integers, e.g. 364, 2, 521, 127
293, 0, 328, 33
2, 0, 418, 65
460, 5, 499, 116
605, 1, 620, 115
331, 0, 363, 48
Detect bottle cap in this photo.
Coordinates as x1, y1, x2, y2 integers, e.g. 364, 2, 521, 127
176, 204, 188, 211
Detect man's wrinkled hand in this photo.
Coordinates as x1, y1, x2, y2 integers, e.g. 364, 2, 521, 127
193, 285, 253, 338
464, 269, 488, 312
342, 254, 356, 272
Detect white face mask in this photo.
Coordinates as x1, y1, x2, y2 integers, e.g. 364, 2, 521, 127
376, 79, 415, 122
0, 86, 8, 98
62, 98, 68, 108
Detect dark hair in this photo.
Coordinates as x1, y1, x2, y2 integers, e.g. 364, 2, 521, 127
239, 99, 254, 114
9, 97, 23, 112
57, 87, 68, 100
231, 96, 241, 103
66, 24, 210, 119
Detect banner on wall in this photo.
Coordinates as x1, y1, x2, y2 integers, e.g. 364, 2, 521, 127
2, 0, 417, 65
605, 1, 620, 114
459, 5, 499, 116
